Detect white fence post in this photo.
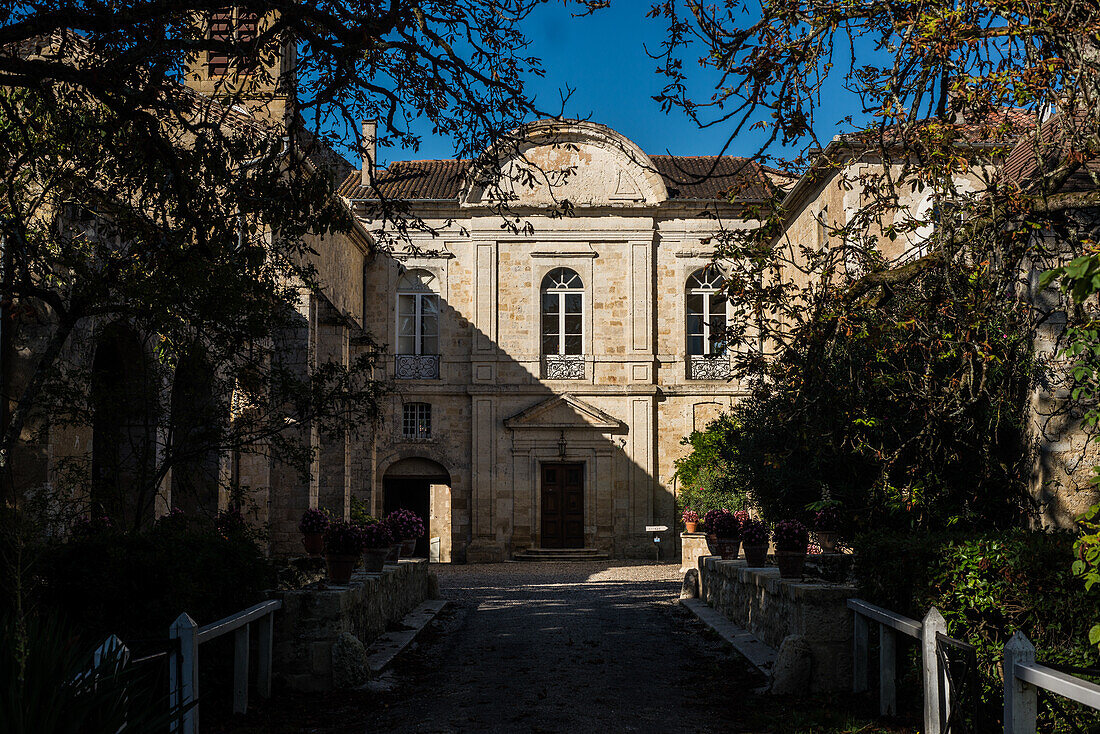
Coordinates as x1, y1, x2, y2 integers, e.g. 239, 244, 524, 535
853, 612, 870, 693
169, 613, 199, 734
1004, 632, 1038, 734
256, 609, 274, 699
922, 607, 949, 734
233, 624, 250, 714
879, 623, 897, 716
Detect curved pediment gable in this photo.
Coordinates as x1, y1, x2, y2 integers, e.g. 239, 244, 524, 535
462, 120, 668, 208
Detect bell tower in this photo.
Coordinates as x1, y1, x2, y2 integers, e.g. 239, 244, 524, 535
184, 8, 296, 128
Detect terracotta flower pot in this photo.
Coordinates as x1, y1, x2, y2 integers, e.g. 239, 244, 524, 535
714, 537, 741, 560
685, 521, 698, 534
775, 550, 807, 579
302, 532, 324, 556
325, 554, 359, 584
399, 538, 417, 557
386, 544, 401, 562
362, 547, 390, 573
743, 543, 768, 567
815, 530, 838, 554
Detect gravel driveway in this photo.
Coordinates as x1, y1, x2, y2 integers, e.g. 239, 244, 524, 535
362, 560, 762, 733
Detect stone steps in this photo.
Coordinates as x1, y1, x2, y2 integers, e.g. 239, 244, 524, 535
512, 547, 610, 562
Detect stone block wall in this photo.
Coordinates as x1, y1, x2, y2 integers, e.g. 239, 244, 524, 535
680, 532, 709, 572
272, 559, 436, 691
699, 556, 855, 693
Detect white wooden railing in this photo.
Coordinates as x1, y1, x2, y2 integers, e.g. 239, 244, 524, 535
1003, 631, 1100, 733
850, 599, 1100, 733
848, 599, 953, 732
169, 599, 282, 733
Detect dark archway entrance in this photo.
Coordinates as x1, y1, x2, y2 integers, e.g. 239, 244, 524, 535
91, 323, 157, 529
170, 346, 222, 516
383, 457, 450, 559
540, 462, 584, 548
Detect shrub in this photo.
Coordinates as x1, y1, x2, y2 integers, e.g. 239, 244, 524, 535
359, 521, 394, 550
813, 505, 840, 530
773, 519, 808, 552
740, 518, 769, 546
349, 496, 376, 526
674, 413, 748, 515
323, 520, 365, 555
853, 529, 1100, 730
37, 521, 275, 642
385, 508, 425, 540
298, 508, 329, 534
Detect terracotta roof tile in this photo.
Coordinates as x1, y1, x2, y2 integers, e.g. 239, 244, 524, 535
338, 155, 776, 202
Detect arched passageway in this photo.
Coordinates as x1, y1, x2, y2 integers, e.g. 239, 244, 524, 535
383, 457, 451, 559
91, 323, 157, 529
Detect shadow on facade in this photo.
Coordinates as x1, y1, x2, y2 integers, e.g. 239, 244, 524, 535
362, 256, 678, 564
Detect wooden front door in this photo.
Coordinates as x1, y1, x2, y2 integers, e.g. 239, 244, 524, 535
541, 463, 584, 548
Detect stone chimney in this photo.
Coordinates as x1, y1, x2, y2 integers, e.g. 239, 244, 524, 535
361, 119, 377, 186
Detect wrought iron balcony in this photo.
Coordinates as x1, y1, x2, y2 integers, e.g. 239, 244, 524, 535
394, 354, 440, 380
689, 355, 732, 381
542, 354, 585, 380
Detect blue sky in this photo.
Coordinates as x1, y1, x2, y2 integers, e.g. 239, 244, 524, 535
382, 2, 874, 166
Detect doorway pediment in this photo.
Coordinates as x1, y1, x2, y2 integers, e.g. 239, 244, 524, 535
503, 393, 626, 433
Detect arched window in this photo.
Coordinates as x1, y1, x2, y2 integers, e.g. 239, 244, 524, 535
686, 266, 728, 356
396, 270, 439, 356
170, 346, 222, 516
541, 268, 584, 356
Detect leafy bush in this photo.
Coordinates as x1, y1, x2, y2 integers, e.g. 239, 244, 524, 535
674, 413, 748, 515
36, 518, 274, 642
853, 529, 1099, 730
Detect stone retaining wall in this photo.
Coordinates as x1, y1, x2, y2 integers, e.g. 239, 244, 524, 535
699, 556, 855, 694
272, 559, 437, 691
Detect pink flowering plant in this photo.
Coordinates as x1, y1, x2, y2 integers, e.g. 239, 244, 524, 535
298, 508, 330, 535
706, 509, 741, 538
71, 515, 114, 538
734, 510, 750, 527
740, 518, 769, 546
323, 520, 366, 555
360, 521, 394, 549
681, 509, 699, 524
773, 519, 809, 552
385, 508, 425, 540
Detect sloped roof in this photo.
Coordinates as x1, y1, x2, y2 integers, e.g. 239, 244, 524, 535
1000, 111, 1099, 195
840, 108, 1035, 148
337, 155, 777, 202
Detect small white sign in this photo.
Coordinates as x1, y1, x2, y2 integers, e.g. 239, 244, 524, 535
645, 525, 668, 532
653, 537, 661, 543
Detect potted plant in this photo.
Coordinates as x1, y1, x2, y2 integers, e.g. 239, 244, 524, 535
385, 508, 426, 558
741, 518, 769, 567
703, 509, 728, 555
812, 505, 840, 553
360, 521, 395, 572
323, 520, 365, 584
682, 509, 700, 534
773, 519, 809, 579
703, 509, 741, 559
298, 508, 329, 556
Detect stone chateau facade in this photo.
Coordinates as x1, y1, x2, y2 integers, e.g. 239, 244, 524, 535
342, 120, 780, 562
